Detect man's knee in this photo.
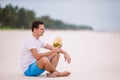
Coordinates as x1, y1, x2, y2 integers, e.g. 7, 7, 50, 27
38, 57, 50, 65
37, 57, 50, 69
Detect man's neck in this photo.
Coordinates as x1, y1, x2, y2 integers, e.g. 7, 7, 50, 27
33, 33, 39, 40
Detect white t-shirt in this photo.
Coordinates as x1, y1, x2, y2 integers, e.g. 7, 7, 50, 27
20, 35, 47, 72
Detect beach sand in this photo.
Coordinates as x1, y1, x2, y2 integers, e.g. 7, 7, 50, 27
0, 30, 120, 80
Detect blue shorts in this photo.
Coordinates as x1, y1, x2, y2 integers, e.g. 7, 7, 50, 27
24, 62, 45, 76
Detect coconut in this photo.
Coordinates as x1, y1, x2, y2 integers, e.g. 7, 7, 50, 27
53, 37, 62, 47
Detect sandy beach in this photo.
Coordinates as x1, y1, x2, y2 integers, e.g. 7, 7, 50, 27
0, 30, 120, 80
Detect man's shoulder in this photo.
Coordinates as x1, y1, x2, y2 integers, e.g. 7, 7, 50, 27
27, 35, 34, 40
24, 35, 34, 43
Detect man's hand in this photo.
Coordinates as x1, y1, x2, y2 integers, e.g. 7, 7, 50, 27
64, 53, 71, 64
52, 46, 61, 53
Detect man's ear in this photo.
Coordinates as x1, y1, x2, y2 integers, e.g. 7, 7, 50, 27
34, 28, 37, 32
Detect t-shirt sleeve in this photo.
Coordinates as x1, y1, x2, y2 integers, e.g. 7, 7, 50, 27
26, 39, 36, 50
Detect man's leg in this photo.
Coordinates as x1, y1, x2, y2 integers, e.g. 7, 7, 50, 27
37, 54, 70, 77
47, 53, 71, 77
48, 52, 60, 68
36, 57, 56, 73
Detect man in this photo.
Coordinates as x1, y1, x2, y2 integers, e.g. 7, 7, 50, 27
21, 21, 71, 77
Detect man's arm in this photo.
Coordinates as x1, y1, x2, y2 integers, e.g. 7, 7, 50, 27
44, 44, 54, 50
30, 45, 60, 61
30, 48, 53, 61
44, 44, 71, 63
59, 49, 71, 64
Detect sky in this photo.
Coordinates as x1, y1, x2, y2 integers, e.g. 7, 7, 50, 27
0, 0, 120, 31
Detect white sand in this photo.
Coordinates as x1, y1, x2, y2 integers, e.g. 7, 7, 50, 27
0, 30, 120, 80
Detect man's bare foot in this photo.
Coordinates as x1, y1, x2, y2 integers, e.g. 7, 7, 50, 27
46, 71, 71, 77
58, 71, 71, 77
46, 71, 59, 77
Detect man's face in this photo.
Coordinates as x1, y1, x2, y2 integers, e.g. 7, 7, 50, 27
36, 24, 45, 36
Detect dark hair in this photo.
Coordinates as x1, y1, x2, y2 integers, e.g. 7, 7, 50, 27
31, 21, 44, 32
